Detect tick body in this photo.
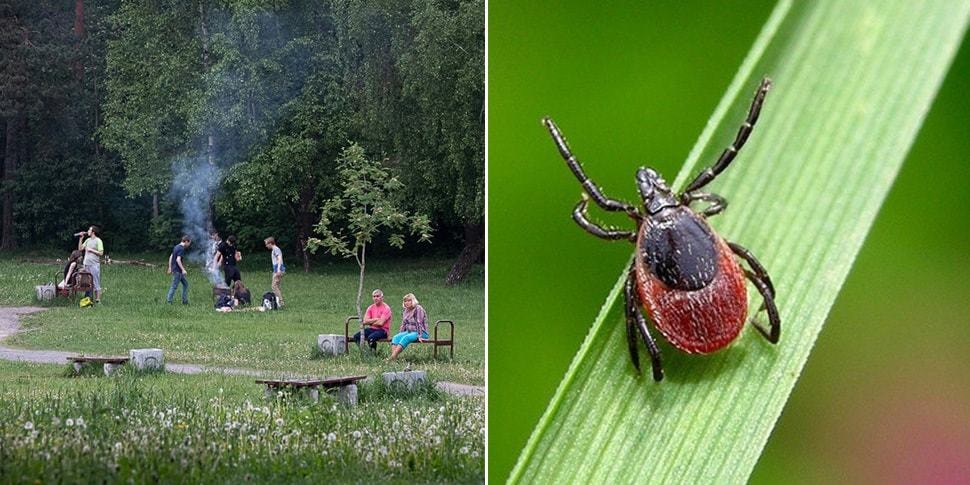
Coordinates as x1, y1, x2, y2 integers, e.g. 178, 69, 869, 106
543, 78, 780, 382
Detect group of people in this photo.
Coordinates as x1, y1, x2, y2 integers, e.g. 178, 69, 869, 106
61, 226, 429, 360
352, 289, 430, 361
165, 232, 285, 309
58, 226, 104, 302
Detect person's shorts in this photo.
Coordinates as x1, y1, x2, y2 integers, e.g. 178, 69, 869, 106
85, 264, 101, 291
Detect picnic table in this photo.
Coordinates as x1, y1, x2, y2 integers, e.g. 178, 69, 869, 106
67, 355, 130, 376
256, 375, 367, 405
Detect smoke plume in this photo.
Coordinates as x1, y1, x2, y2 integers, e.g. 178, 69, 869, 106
170, 157, 222, 284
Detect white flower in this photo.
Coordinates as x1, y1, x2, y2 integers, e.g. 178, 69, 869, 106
23, 421, 33, 431
326, 432, 336, 442
114, 442, 122, 451
275, 418, 284, 427
352, 430, 362, 439
76, 417, 85, 427
65, 418, 74, 427
459, 446, 469, 455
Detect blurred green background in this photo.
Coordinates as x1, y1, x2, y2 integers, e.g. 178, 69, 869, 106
488, 1, 969, 483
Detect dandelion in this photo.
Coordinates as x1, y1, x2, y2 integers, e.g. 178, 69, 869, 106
23, 421, 33, 431
76, 417, 85, 427
459, 446, 469, 455
275, 418, 284, 427
352, 431, 362, 439
326, 432, 336, 442
65, 418, 74, 427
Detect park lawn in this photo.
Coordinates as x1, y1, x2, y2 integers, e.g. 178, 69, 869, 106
0, 360, 484, 482
0, 254, 484, 385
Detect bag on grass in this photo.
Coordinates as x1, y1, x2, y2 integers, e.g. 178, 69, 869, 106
214, 294, 234, 310
35, 283, 55, 302
262, 292, 278, 311
79, 297, 93, 308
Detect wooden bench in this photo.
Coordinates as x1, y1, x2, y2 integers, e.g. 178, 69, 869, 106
343, 316, 454, 359
52, 269, 94, 301
256, 375, 367, 404
67, 355, 130, 376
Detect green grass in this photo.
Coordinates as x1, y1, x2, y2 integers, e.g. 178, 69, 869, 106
507, 1, 970, 483
3, 254, 483, 385
0, 360, 484, 482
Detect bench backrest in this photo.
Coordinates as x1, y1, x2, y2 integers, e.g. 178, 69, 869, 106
74, 270, 94, 292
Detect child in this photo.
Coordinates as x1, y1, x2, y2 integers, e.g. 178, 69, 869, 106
264, 237, 285, 307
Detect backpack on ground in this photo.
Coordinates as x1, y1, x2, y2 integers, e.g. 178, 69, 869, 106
262, 292, 278, 310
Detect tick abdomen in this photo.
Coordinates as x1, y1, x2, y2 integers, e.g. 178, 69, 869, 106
636, 214, 748, 354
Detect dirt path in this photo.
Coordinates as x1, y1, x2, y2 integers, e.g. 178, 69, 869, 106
0, 306, 484, 397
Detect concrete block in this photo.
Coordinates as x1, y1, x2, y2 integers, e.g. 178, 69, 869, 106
129, 348, 164, 371
382, 370, 427, 390
335, 384, 358, 406
317, 334, 347, 356
103, 363, 119, 376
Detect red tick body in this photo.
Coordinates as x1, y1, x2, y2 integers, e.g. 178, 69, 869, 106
634, 209, 747, 354
543, 77, 780, 382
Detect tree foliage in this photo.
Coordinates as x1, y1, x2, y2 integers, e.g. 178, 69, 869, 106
2, 0, 483, 277
307, 143, 432, 321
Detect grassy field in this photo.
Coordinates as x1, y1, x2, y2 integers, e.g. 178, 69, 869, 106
1, 254, 484, 385
0, 360, 484, 482
0, 253, 483, 482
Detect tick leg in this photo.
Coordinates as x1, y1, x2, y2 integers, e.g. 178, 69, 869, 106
683, 78, 772, 195
543, 117, 639, 217
573, 195, 636, 242
625, 271, 664, 381
728, 242, 780, 343
682, 191, 728, 218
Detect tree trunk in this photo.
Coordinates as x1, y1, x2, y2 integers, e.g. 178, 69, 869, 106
356, 244, 368, 356
199, 2, 216, 231
152, 192, 159, 219
1, 118, 19, 251
297, 187, 314, 272
446, 220, 484, 285
73, 0, 84, 79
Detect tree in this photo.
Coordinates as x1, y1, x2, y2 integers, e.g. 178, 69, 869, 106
397, 0, 484, 284
307, 143, 432, 351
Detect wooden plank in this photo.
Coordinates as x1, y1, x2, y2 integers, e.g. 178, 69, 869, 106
67, 356, 130, 364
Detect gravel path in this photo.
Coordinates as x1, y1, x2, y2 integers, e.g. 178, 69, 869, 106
0, 306, 484, 397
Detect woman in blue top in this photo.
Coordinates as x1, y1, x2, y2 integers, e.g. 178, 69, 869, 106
388, 293, 429, 361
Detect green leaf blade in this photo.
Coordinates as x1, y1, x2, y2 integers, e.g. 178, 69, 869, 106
510, 1, 970, 483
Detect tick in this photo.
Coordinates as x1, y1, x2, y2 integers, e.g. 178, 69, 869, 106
543, 78, 780, 382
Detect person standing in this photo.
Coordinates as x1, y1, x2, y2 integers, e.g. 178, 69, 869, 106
216, 235, 242, 287
264, 237, 285, 307
77, 225, 104, 303
166, 236, 191, 304
352, 289, 392, 350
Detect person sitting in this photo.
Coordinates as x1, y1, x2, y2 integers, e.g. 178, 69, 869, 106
58, 250, 85, 289
352, 289, 392, 350
389, 293, 429, 361
232, 280, 252, 306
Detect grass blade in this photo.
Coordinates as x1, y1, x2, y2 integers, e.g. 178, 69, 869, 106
508, 1, 970, 483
